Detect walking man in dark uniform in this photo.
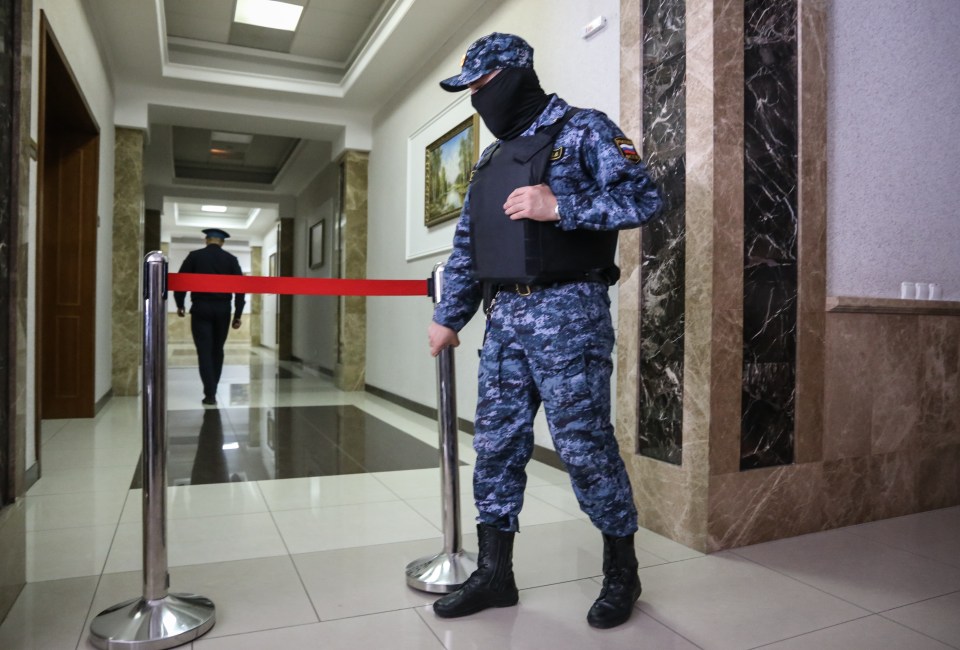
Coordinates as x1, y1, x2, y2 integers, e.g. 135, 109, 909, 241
427, 33, 661, 629
174, 228, 245, 406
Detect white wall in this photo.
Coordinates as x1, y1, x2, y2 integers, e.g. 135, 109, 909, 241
26, 0, 116, 468
828, 0, 960, 300
365, 0, 622, 449
292, 164, 339, 370
261, 226, 280, 350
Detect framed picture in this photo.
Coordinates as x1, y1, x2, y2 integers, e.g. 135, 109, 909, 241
309, 220, 325, 268
424, 114, 479, 228
268, 252, 277, 277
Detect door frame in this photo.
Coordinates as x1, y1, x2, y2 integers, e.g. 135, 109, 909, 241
35, 11, 100, 451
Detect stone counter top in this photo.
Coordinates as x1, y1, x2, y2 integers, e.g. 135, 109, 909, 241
827, 296, 960, 316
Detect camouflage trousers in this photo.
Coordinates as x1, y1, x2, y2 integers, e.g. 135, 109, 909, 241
473, 281, 638, 537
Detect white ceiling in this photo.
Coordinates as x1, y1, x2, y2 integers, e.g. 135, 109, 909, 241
164, 0, 389, 64
80, 0, 501, 242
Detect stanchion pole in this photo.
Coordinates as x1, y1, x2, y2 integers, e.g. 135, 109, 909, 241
89, 252, 216, 650
405, 263, 478, 593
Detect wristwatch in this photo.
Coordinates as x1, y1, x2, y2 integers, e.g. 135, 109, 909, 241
554, 204, 560, 220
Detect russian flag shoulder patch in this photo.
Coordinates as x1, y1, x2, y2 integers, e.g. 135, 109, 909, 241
614, 137, 640, 163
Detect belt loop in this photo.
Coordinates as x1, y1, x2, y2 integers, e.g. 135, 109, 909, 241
515, 284, 532, 296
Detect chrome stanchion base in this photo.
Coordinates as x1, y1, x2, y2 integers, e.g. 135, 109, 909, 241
89, 593, 216, 650
405, 550, 478, 594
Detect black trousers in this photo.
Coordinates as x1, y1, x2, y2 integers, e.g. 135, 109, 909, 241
190, 301, 232, 399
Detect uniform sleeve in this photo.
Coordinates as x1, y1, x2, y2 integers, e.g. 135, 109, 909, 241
173, 252, 195, 310
431, 191, 482, 332
231, 256, 245, 320
554, 113, 662, 232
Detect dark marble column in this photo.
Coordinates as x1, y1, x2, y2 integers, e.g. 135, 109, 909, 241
740, 0, 799, 470
1, 0, 20, 507
0, 0, 27, 621
144, 207, 161, 253
638, 0, 686, 465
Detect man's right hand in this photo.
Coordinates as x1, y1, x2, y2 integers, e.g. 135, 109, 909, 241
428, 321, 459, 357
177, 308, 185, 317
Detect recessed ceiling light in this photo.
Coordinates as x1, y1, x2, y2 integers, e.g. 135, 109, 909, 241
234, 0, 304, 32
201, 205, 228, 213
212, 131, 254, 144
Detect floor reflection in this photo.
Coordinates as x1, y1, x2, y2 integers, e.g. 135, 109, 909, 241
131, 405, 444, 488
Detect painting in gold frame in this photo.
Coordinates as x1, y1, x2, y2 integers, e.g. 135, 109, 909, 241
424, 114, 479, 228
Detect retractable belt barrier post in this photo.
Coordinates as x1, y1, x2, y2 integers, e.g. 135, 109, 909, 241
90, 252, 216, 650
405, 263, 478, 593
88, 256, 467, 645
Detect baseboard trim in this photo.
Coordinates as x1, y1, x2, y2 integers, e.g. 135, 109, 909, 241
23, 463, 38, 493
94, 388, 114, 415
290, 356, 335, 377
363, 383, 565, 473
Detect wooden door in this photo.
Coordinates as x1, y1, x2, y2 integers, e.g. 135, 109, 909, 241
39, 130, 98, 419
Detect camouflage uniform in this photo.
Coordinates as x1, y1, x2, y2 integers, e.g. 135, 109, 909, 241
433, 95, 661, 537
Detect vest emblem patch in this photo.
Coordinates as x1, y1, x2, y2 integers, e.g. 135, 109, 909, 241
549, 147, 564, 162
615, 137, 640, 163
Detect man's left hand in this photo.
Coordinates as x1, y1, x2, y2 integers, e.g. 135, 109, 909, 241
232, 318, 242, 330
504, 184, 559, 222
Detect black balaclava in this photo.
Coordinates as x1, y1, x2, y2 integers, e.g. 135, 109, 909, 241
471, 67, 550, 140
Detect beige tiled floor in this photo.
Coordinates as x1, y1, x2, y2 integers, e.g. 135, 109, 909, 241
1, 352, 958, 649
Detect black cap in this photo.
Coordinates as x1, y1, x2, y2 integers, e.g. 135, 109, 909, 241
202, 228, 230, 240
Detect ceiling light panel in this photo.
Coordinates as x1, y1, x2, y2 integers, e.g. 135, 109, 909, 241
234, 0, 304, 32
211, 131, 254, 144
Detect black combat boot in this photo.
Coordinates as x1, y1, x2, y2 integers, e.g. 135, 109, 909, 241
433, 524, 519, 618
586, 533, 642, 629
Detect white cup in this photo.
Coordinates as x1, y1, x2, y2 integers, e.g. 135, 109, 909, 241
914, 283, 926, 300
928, 283, 942, 300
900, 282, 915, 299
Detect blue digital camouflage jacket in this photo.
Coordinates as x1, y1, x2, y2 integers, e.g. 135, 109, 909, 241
433, 94, 662, 332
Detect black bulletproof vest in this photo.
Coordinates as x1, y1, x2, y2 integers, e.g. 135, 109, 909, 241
468, 109, 618, 284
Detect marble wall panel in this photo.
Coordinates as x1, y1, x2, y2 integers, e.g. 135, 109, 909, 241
619, 0, 642, 138
682, 0, 717, 476
278, 218, 294, 360
709, 309, 743, 476
627, 447, 708, 550
250, 245, 262, 347
112, 128, 145, 396
821, 455, 873, 530
708, 462, 823, 551
869, 448, 922, 521
741, 0, 798, 469
795, 308, 824, 462
795, 0, 828, 467
919, 316, 960, 449
334, 151, 368, 391
822, 313, 874, 460
872, 316, 921, 455
918, 443, 960, 511
638, 0, 686, 465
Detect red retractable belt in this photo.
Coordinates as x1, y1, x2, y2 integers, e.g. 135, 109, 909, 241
168, 273, 428, 297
